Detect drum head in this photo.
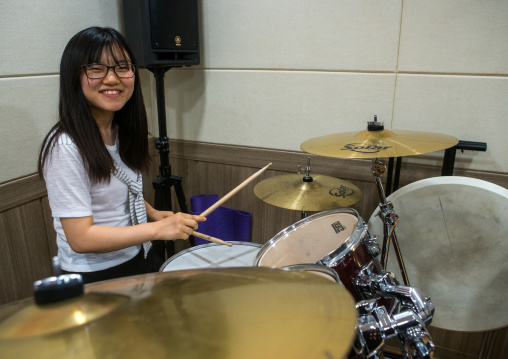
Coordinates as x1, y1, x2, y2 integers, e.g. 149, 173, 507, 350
160, 242, 262, 272
255, 208, 365, 268
368, 176, 508, 332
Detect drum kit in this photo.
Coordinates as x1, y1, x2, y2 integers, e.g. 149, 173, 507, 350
2, 117, 504, 359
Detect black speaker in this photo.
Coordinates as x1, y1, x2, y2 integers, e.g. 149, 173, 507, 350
123, 0, 200, 68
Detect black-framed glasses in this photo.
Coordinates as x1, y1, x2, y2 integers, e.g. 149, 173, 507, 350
81, 63, 137, 79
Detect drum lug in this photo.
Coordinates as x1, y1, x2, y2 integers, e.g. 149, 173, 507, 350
364, 236, 381, 258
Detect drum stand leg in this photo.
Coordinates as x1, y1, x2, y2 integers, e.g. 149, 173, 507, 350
372, 159, 410, 286
478, 330, 498, 359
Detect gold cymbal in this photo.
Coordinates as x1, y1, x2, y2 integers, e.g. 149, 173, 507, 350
254, 173, 362, 211
0, 292, 129, 338
0, 267, 357, 359
301, 129, 459, 159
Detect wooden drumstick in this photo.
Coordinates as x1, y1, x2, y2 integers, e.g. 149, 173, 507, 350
193, 231, 232, 247
199, 162, 272, 217
193, 162, 272, 246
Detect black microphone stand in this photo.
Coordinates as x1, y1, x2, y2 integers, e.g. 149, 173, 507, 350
148, 66, 194, 261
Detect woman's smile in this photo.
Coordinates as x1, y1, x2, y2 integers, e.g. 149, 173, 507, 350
80, 53, 135, 122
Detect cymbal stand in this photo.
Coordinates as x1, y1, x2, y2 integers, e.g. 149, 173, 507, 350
372, 159, 410, 286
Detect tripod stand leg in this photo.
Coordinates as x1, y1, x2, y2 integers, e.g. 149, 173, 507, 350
152, 180, 172, 267
149, 66, 194, 259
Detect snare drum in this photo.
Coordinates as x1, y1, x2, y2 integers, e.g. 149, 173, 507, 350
160, 241, 262, 272
254, 208, 384, 302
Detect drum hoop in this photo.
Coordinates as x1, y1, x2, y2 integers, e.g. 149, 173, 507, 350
379, 176, 508, 207
321, 220, 369, 268
281, 263, 341, 283
159, 241, 262, 272
254, 207, 366, 266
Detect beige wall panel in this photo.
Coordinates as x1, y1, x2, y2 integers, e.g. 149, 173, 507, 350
0, 76, 59, 183
0, 0, 123, 76
201, 0, 402, 71
398, 0, 508, 74
162, 70, 396, 151
392, 74, 508, 172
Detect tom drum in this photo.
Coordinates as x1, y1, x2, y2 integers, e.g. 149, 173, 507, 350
254, 208, 387, 304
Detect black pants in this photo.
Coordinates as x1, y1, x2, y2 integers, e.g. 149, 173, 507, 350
62, 248, 165, 284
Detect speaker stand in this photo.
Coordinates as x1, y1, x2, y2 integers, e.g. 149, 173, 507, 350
148, 66, 194, 261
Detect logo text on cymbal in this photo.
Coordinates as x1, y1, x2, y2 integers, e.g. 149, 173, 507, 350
341, 143, 392, 153
329, 186, 355, 198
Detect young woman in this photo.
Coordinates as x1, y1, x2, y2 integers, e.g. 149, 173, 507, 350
39, 26, 205, 284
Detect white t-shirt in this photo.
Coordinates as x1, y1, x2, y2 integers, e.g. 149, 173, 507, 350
44, 133, 142, 272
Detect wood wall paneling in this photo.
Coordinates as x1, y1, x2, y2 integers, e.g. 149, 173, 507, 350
0, 200, 53, 304
0, 175, 47, 212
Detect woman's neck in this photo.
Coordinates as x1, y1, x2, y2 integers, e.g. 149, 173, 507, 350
95, 116, 116, 146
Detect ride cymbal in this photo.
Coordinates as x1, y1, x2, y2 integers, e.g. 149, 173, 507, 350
301, 129, 458, 159
254, 173, 362, 211
0, 267, 357, 359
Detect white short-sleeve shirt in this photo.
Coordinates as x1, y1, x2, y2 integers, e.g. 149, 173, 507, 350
44, 133, 141, 272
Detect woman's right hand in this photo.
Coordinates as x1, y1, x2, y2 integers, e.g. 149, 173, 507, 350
153, 212, 207, 241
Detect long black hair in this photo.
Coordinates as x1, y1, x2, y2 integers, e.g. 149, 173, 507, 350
39, 26, 150, 183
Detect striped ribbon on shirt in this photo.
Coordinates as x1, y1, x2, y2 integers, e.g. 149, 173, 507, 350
112, 164, 152, 258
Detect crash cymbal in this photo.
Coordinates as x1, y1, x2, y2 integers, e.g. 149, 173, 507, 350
301, 128, 458, 159
254, 173, 362, 211
0, 292, 129, 338
0, 267, 357, 359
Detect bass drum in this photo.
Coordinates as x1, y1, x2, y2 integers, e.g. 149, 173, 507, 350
368, 176, 508, 332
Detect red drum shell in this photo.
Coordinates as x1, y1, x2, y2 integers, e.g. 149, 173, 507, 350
255, 208, 390, 306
